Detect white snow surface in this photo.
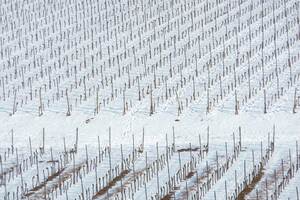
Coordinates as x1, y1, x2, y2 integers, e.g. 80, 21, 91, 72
1, 0, 300, 199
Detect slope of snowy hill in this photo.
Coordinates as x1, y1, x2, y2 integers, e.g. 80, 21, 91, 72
1, 0, 300, 199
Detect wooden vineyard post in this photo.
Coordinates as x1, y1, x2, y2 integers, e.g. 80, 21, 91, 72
123, 89, 126, 115
239, 126, 242, 150
196, 171, 200, 200
29, 137, 33, 165
274, 169, 277, 199
281, 159, 284, 184
12, 89, 17, 115
244, 160, 247, 185
293, 88, 297, 113
98, 136, 101, 163
193, 76, 196, 101
289, 149, 292, 177
42, 128, 45, 154
235, 170, 238, 193
144, 181, 148, 200
75, 128, 79, 153
206, 161, 209, 190
260, 142, 263, 164
296, 141, 299, 170
121, 144, 124, 200
141, 127, 145, 152
273, 125, 276, 153
176, 90, 181, 117
11, 129, 14, 154
199, 134, 202, 161
66, 88, 71, 116
156, 142, 160, 199
265, 178, 268, 200
39, 87, 43, 116
216, 151, 219, 179
85, 145, 89, 173
95, 153, 98, 193
235, 90, 239, 115
252, 150, 255, 169
109, 127, 112, 182
185, 180, 189, 199
207, 126, 210, 152
80, 174, 85, 200
138, 76, 141, 101
111, 76, 114, 100
225, 180, 228, 200
150, 85, 154, 116
172, 126, 176, 152
132, 134, 136, 194
219, 74, 223, 100
268, 133, 270, 159
233, 133, 236, 159
166, 134, 171, 189
2, 77, 5, 101
247, 52, 251, 99
96, 85, 100, 114
226, 142, 228, 168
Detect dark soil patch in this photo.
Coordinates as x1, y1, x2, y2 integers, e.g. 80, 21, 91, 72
92, 169, 130, 199
161, 191, 175, 200
177, 147, 200, 152
237, 167, 265, 200
186, 171, 196, 179
24, 167, 65, 196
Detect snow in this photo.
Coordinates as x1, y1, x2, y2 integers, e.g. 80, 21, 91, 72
1, 0, 300, 199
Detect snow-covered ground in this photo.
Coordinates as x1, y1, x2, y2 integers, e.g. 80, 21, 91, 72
1, 0, 300, 199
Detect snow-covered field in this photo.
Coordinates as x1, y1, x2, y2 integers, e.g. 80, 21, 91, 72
1, 0, 300, 199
